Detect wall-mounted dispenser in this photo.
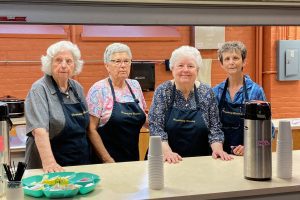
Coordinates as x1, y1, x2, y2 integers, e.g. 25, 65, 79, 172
130, 62, 155, 91
277, 40, 300, 81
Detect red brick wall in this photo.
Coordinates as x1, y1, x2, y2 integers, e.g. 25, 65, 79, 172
0, 25, 299, 118
263, 26, 300, 118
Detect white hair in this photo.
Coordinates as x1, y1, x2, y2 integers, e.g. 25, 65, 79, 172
41, 40, 84, 75
169, 45, 202, 71
103, 43, 132, 64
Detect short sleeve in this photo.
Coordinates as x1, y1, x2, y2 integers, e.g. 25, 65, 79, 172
86, 83, 104, 118
25, 87, 50, 134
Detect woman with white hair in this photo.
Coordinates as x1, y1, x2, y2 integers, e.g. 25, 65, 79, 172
25, 40, 90, 172
86, 43, 147, 163
149, 45, 232, 164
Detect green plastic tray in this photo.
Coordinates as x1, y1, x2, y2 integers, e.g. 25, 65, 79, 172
22, 172, 101, 198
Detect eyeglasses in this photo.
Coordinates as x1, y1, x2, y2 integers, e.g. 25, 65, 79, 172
54, 57, 74, 66
110, 59, 131, 66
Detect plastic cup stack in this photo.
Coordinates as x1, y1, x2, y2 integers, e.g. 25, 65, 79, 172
276, 120, 293, 179
148, 136, 164, 190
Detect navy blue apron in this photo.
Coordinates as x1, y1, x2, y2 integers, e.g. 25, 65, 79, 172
165, 84, 211, 157
219, 76, 249, 154
50, 77, 90, 166
95, 78, 146, 162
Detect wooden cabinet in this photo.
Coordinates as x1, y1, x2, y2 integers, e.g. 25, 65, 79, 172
139, 128, 149, 160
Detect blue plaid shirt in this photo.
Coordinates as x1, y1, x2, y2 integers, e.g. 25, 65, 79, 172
213, 75, 266, 104
213, 74, 275, 138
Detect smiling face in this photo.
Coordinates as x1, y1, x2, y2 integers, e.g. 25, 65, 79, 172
220, 50, 245, 76
105, 52, 131, 82
51, 49, 75, 83
172, 55, 198, 88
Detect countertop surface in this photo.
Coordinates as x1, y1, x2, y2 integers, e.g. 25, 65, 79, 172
10, 117, 25, 125
21, 150, 300, 200
10, 117, 300, 129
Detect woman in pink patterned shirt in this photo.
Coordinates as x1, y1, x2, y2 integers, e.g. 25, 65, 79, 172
86, 43, 148, 163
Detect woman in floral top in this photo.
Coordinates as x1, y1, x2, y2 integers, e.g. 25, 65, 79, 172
86, 43, 147, 163
149, 45, 232, 164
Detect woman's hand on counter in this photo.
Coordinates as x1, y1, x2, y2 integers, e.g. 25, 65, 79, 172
162, 141, 182, 164
42, 160, 64, 173
211, 142, 233, 161
102, 156, 115, 163
231, 145, 244, 156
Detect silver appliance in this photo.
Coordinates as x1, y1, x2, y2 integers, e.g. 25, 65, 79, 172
244, 100, 272, 181
0, 102, 12, 179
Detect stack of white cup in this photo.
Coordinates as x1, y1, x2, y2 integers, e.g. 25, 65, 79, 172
148, 136, 164, 190
276, 120, 293, 179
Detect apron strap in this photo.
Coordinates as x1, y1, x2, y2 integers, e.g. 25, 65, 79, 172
51, 76, 65, 104
125, 81, 139, 104
193, 84, 201, 110
51, 76, 82, 103
243, 76, 249, 101
219, 78, 229, 112
219, 75, 249, 112
108, 78, 139, 103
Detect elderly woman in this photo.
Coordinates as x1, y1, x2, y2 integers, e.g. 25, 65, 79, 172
213, 41, 274, 156
25, 41, 90, 172
86, 43, 147, 163
149, 45, 232, 164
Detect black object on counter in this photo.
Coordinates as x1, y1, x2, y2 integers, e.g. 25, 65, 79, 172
0, 95, 24, 118
3, 162, 27, 181
0, 102, 9, 120
244, 100, 271, 120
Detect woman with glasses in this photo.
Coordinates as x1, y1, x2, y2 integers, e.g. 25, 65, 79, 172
149, 45, 232, 164
86, 43, 147, 163
25, 41, 90, 172
213, 41, 270, 156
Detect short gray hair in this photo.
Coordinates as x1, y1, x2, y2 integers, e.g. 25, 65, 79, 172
41, 40, 83, 76
103, 43, 132, 64
169, 45, 202, 71
218, 41, 247, 64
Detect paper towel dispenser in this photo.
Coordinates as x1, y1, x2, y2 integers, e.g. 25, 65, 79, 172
130, 62, 155, 91
277, 40, 300, 81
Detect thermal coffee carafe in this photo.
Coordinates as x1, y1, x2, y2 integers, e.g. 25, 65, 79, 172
244, 100, 272, 181
0, 102, 12, 181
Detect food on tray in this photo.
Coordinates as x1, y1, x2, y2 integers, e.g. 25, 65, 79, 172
78, 177, 91, 182
49, 183, 79, 191
24, 183, 44, 191
42, 176, 69, 186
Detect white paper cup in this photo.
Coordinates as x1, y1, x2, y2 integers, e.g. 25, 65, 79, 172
276, 120, 293, 179
148, 136, 163, 156
278, 120, 292, 142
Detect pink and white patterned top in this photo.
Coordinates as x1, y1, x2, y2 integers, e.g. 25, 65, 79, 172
86, 78, 147, 127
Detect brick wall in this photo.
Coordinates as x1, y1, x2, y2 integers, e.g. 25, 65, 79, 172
0, 25, 300, 118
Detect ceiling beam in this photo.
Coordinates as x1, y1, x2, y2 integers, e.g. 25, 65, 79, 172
1, 0, 300, 25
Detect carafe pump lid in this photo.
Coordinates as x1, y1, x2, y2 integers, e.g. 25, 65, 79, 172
245, 100, 271, 120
